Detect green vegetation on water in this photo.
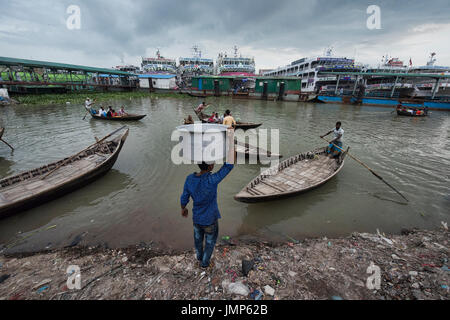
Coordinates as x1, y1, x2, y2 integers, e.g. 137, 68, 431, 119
12, 91, 191, 105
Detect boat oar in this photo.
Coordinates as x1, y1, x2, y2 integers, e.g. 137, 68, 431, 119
321, 137, 409, 202
1, 138, 14, 151
42, 126, 127, 180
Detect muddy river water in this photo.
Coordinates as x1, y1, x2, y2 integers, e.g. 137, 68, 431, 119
0, 97, 449, 253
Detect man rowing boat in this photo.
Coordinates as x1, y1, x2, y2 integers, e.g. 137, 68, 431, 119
196, 102, 210, 113
321, 121, 344, 158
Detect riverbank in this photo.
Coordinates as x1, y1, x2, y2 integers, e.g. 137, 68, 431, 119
0, 228, 448, 300
9, 91, 189, 105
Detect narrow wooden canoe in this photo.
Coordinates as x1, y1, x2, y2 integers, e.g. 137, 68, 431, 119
0, 128, 129, 218
187, 92, 207, 98
235, 140, 282, 160
396, 110, 428, 117
85, 106, 146, 121
195, 110, 262, 130
234, 147, 348, 203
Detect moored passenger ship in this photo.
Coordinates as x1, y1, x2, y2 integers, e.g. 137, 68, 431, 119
141, 49, 177, 75
179, 45, 214, 76
216, 46, 256, 76
263, 48, 361, 94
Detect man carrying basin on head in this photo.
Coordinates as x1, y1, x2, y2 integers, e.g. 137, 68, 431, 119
180, 129, 236, 270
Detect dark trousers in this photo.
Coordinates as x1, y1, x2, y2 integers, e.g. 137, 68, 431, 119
193, 220, 219, 268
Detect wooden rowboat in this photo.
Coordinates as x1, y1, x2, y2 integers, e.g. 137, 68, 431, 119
186, 91, 207, 98
85, 106, 146, 121
235, 140, 282, 160
396, 109, 428, 117
0, 128, 129, 218
234, 147, 348, 203
194, 110, 262, 130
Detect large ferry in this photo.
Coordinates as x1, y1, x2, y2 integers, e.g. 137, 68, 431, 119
363, 56, 415, 97
114, 65, 140, 74
179, 45, 214, 76
264, 48, 361, 93
141, 49, 177, 75
216, 46, 256, 76
409, 53, 450, 98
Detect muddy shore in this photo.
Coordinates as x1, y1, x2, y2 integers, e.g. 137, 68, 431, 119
0, 228, 448, 300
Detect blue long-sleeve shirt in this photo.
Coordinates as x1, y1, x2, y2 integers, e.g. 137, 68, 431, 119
180, 163, 234, 226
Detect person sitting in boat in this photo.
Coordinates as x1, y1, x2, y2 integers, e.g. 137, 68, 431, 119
99, 107, 107, 117
196, 102, 209, 113
111, 109, 118, 117
321, 122, 344, 158
118, 107, 128, 116
184, 115, 194, 125
106, 106, 114, 117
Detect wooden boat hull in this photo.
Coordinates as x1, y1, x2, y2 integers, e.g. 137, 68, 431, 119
0, 129, 129, 218
396, 110, 428, 117
235, 141, 282, 160
187, 92, 207, 98
90, 114, 146, 121
194, 111, 262, 131
234, 147, 347, 203
85, 106, 146, 121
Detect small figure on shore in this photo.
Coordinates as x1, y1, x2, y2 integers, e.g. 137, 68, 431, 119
223, 110, 236, 129
321, 121, 344, 158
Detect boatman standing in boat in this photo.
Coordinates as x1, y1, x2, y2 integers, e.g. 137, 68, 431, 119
321, 121, 344, 158
85, 98, 97, 115
196, 102, 210, 113
180, 129, 235, 270
223, 110, 236, 129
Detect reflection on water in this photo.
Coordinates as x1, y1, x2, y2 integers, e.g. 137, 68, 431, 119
0, 97, 449, 253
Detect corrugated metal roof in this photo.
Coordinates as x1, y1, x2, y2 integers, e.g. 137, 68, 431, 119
0, 56, 132, 76
322, 71, 450, 78
138, 74, 177, 79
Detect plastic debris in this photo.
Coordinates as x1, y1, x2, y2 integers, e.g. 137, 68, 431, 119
37, 285, 49, 293
242, 260, 254, 277
0, 274, 10, 284
331, 296, 343, 300
32, 279, 52, 290
223, 280, 250, 296
264, 285, 275, 297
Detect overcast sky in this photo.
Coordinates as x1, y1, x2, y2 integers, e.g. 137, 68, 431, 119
1, 0, 449, 71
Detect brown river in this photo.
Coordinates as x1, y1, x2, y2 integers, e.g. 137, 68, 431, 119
0, 96, 449, 253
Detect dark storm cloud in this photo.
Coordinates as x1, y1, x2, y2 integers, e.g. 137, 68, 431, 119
1, 0, 449, 67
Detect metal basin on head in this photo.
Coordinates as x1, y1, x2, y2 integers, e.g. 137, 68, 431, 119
176, 123, 229, 163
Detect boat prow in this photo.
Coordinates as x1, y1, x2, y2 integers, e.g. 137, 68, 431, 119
0, 127, 129, 218
234, 147, 348, 203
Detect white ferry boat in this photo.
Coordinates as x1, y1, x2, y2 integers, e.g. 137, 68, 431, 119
216, 46, 256, 76
141, 49, 177, 75
179, 45, 214, 76
263, 48, 361, 93
410, 53, 450, 98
